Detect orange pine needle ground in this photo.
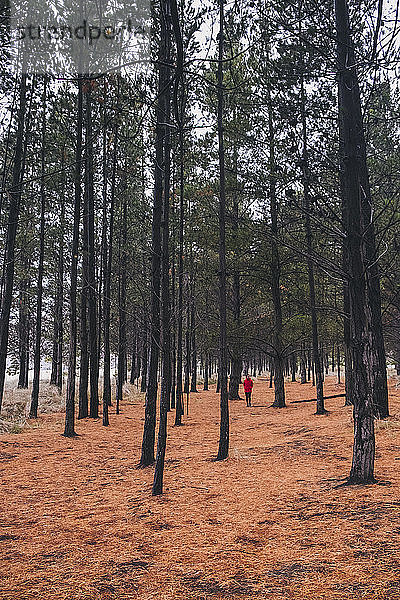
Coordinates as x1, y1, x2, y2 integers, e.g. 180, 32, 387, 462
1, 375, 400, 599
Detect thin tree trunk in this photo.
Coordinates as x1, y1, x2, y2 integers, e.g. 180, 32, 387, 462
267, 66, 285, 409
170, 192, 177, 410
216, 0, 229, 460
184, 296, 190, 396
203, 353, 209, 391
78, 171, 89, 419
117, 189, 127, 415
29, 77, 47, 419
86, 84, 99, 418
228, 144, 242, 400
153, 0, 172, 495
300, 343, 307, 384
51, 153, 65, 392
18, 254, 29, 389
139, 1, 166, 466
190, 303, 198, 392
290, 352, 296, 382
175, 126, 184, 425
64, 75, 83, 437
171, 0, 184, 426
130, 332, 137, 385
102, 94, 118, 422
99, 81, 108, 421
299, 61, 325, 414
141, 328, 148, 393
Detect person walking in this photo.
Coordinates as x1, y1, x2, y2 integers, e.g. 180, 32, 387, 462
243, 374, 254, 407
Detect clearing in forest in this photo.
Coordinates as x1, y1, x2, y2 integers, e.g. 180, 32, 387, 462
1, 375, 400, 600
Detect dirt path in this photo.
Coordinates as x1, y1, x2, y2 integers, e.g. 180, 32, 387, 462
1, 376, 400, 600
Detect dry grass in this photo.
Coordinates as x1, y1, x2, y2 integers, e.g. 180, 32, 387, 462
0, 381, 64, 434
1, 375, 400, 599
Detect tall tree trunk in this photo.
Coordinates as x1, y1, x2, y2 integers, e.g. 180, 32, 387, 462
51, 152, 65, 392
228, 148, 242, 401
216, 0, 229, 460
170, 191, 177, 410
139, 0, 167, 467
267, 64, 285, 409
175, 125, 184, 426
141, 327, 148, 393
18, 254, 29, 389
64, 75, 83, 437
99, 81, 108, 420
300, 343, 306, 384
78, 169, 89, 419
184, 294, 190, 397
299, 61, 325, 414
153, 0, 172, 496
57, 182, 65, 396
0, 74, 27, 414
171, 0, 185, 426
117, 190, 127, 415
102, 96, 118, 422
29, 77, 47, 419
86, 84, 99, 418
335, 0, 375, 484
50, 305, 59, 386
190, 303, 198, 392
130, 330, 137, 385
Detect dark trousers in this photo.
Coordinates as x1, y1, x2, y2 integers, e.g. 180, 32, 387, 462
245, 391, 252, 406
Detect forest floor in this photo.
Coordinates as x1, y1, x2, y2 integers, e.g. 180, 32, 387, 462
2, 375, 400, 600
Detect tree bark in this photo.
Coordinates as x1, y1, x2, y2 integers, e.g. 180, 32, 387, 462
64, 75, 83, 437
290, 352, 296, 383
336, 0, 375, 483
85, 84, 99, 418
190, 303, 198, 392
29, 77, 47, 419
216, 0, 229, 460
51, 149, 65, 393
171, 0, 185, 426
18, 254, 30, 389
139, 0, 168, 467
203, 354, 209, 391
174, 134, 184, 425
300, 63, 325, 414
117, 188, 127, 415
78, 162, 89, 420
228, 145, 242, 400
153, 0, 172, 495
102, 91, 118, 422
267, 72, 285, 409
141, 328, 148, 393
300, 343, 307, 384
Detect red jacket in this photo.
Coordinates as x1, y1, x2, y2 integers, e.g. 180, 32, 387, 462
243, 377, 253, 393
